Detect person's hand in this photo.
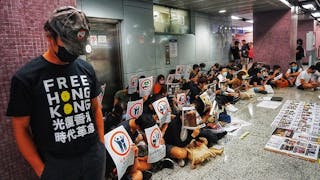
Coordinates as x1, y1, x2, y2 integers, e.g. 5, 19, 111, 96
160, 138, 165, 145
191, 127, 200, 138
135, 133, 143, 143
131, 144, 139, 157
143, 95, 149, 102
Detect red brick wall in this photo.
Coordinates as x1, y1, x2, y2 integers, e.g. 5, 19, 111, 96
0, 0, 75, 179
297, 19, 313, 63
254, 9, 294, 70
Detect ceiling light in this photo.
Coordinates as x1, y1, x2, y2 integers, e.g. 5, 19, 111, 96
302, 4, 316, 10
219, 10, 226, 13
231, 15, 241, 20
312, 12, 320, 17
247, 20, 254, 23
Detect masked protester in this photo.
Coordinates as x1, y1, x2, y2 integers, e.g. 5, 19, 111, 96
153, 74, 165, 95
6, 6, 106, 180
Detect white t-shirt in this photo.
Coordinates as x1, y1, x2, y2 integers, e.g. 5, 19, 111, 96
295, 70, 312, 86
286, 68, 302, 75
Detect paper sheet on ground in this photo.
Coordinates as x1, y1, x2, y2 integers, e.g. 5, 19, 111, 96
224, 117, 251, 136
256, 100, 282, 109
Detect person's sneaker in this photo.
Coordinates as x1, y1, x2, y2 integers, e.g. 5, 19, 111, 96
142, 170, 153, 180
177, 159, 185, 167
260, 90, 268, 94
161, 158, 174, 169
225, 104, 238, 112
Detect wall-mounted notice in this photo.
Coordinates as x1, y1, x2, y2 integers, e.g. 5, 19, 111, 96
169, 39, 178, 58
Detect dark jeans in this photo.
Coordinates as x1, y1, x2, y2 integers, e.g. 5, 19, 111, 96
199, 128, 218, 147
40, 141, 106, 180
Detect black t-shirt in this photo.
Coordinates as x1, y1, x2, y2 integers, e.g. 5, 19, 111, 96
231, 46, 240, 60
241, 44, 249, 58
296, 45, 304, 60
250, 75, 262, 86
163, 116, 193, 147
7, 56, 101, 157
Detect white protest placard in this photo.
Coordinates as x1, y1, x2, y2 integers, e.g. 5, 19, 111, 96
176, 65, 184, 75
183, 65, 191, 79
169, 39, 178, 58
177, 93, 187, 109
182, 106, 205, 130
128, 75, 138, 94
166, 74, 175, 84
167, 83, 180, 97
104, 126, 134, 180
145, 124, 166, 163
139, 76, 153, 97
152, 97, 171, 126
200, 91, 213, 109
126, 99, 143, 120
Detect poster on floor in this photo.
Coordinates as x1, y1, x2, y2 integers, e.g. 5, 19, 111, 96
139, 76, 153, 97
126, 99, 143, 120
265, 100, 320, 162
128, 74, 138, 94
145, 124, 166, 163
152, 97, 171, 126
104, 126, 134, 180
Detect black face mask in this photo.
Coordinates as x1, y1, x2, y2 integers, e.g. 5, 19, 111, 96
56, 46, 78, 62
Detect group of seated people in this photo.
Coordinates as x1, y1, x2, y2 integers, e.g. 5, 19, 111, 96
103, 60, 320, 180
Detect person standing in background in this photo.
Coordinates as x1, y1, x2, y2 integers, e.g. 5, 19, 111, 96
6, 6, 106, 180
296, 38, 305, 69
248, 42, 254, 63
230, 41, 241, 65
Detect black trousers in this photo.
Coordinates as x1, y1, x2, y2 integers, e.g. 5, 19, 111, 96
40, 141, 106, 180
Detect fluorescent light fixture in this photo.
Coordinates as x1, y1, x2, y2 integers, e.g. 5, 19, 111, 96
302, 4, 316, 10
231, 15, 241, 20
247, 20, 254, 23
219, 9, 226, 13
312, 12, 320, 17
278, 0, 292, 8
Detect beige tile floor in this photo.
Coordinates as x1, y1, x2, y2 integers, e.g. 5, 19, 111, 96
153, 88, 320, 180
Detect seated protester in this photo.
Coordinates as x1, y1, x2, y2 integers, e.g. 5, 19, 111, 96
248, 62, 259, 77
217, 67, 240, 106
284, 61, 302, 87
153, 74, 165, 95
229, 70, 247, 91
189, 64, 200, 79
163, 112, 200, 167
249, 70, 267, 94
295, 65, 319, 90
199, 63, 207, 76
114, 86, 130, 110
313, 62, 320, 83
189, 76, 208, 104
208, 63, 220, 76
188, 76, 200, 103
104, 103, 124, 133
105, 114, 156, 180
266, 65, 284, 88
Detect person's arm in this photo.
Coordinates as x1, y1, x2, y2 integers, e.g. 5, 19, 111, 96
11, 116, 44, 177
91, 97, 104, 143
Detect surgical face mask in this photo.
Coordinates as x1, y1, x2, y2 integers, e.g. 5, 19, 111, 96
242, 75, 246, 80
222, 72, 228, 77
291, 66, 298, 71
56, 45, 79, 62
263, 72, 268, 77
